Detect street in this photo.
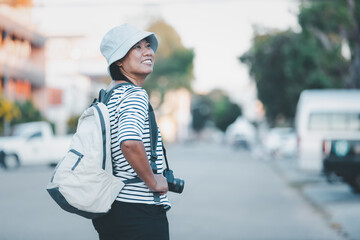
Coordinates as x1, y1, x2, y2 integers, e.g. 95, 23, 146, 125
271, 155, 360, 240
0, 142, 357, 240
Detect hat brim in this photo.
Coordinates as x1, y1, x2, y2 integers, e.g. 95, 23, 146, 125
107, 31, 158, 74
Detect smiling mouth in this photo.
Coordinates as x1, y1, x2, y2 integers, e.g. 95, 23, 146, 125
142, 59, 152, 64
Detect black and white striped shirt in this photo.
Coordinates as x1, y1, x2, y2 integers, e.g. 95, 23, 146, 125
107, 83, 171, 209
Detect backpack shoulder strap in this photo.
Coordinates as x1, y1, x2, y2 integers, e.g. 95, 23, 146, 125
97, 89, 107, 103
101, 83, 129, 104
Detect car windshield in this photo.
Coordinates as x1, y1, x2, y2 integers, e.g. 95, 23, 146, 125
12, 123, 42, 137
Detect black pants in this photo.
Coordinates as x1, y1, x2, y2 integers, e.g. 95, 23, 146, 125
92, 201, 169, 240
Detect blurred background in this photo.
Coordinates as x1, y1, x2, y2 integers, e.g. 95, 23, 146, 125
1, 0, 360, 239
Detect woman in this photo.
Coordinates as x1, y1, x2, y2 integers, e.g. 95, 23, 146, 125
93, 23, 171, 240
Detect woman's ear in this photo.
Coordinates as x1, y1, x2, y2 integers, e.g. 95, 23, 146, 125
115, 61, 122, 67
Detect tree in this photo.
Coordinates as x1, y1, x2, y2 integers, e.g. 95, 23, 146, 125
0, 95, 21, 134
67, 115, 80, 134
240, 29, 347, 124
208, 89, 242, 132
239, 0, 359, 125
12, 100, 44, 125
298, 0, 360, 88
144, 20, 194, 105
191, 94, 212, 133
0, 96, 20, 122
0, 96, 47, 135
191, 90, 242, 133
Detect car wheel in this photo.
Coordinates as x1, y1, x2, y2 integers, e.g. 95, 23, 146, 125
348, 175, 360, 194
0, 150, 6, 169
325, 172, 339, 183
4, 154, 20, 170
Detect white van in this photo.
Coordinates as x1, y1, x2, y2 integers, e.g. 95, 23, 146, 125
295, 89, 360, 172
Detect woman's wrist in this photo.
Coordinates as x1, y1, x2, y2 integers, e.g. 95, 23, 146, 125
146, 174, 158, 191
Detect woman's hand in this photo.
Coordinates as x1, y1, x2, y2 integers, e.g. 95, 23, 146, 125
152, 174, 168, 194
121, 140, 168, 194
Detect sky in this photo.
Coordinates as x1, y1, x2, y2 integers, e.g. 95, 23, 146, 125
32, 0, 300, 119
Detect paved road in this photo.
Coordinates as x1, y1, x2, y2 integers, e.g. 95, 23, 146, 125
0, 142, 346, 240
167, 143, 344, 240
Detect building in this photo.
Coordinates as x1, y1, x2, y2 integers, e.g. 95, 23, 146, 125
0, 1, 108, 135
0, 3, 46, 106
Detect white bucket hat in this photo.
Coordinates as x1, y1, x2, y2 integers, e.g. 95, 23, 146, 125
100, 23, 158, 75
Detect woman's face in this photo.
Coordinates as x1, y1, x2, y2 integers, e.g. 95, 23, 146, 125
117, 39, 155, 79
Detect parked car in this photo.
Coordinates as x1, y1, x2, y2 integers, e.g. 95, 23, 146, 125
0, 121, 72, 169
323, 139, 360, 193
225, 117, 256, 150
295, 89, 360, 172
263, 127, 297, 158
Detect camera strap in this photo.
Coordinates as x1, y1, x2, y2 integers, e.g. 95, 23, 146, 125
148, 103, 162, 202
148, 103, 159, 171
148, 104, 170, 171
162, 145, 170, 171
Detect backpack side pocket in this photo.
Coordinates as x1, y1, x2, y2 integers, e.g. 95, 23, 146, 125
69, 149, 84, 171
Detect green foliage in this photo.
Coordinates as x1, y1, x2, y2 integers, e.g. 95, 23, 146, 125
191, 90, 242, 132
0, 96, 20, 122
212, 95, 242, 132
0, 96, 21, 134
67, 115, 80, 134
299, 1, 354, 35
0, 99, 45, 135
240, 1, 355, 125
12, 100, 44, 125
298, 0, 360, 88
144, 20, 194, 104
144, 49, 194, 99
191, 94, 212, 132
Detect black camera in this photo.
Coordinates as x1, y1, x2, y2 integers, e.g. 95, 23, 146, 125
163, 169, 184, 194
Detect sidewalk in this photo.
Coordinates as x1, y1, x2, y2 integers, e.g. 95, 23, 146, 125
270, 155, 360, 240
166, 143, 345, 240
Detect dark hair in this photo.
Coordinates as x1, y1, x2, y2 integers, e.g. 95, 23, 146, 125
109, 62, 128, 80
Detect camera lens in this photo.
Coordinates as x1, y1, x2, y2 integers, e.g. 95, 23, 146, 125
163, 169, 185, 194
169, 178, 184, 194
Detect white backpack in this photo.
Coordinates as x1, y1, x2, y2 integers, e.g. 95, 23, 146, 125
46, 83, 143, 219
